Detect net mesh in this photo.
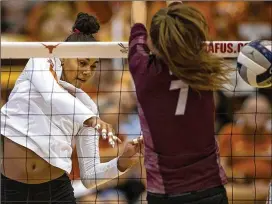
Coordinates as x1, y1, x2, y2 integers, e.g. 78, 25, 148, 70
1, 42, 271, 204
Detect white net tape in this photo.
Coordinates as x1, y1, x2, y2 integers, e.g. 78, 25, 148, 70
1, 41, 249, 59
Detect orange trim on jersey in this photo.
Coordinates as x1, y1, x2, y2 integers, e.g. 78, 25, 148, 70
49, 64, 58, 82
48, 59, 59, 84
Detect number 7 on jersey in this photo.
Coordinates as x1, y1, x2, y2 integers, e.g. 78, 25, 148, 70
169, 72, 189, 115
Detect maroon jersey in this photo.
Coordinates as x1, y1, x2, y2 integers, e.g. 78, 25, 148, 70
128, 23, 227, 194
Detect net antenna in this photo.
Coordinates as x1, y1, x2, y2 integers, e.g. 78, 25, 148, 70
1, 41, 249, 59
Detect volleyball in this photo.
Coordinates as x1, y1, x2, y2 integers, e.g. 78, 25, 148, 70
237, 40, 272, 88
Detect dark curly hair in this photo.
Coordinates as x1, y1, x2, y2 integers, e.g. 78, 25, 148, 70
65, 12, 100, 42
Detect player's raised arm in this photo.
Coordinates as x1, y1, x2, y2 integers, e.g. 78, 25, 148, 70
128, 1, 184, 73
59, 79, 121, 148
24, 58, 97, 127
128, 1, 149, 69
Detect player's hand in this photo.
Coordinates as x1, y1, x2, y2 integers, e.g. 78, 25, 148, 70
84, 117, 122, 148
117, 136, 144, 172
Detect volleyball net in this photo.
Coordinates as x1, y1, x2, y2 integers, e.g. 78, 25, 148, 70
1, 41, 271, 203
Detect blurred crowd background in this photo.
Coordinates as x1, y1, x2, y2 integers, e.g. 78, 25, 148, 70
1, 1, 272, 204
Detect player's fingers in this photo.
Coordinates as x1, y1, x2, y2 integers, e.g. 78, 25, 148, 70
132, 138, 138, 145
112, 135, 122, 144
94, 124, 101, 131
108, 131, 114, 138
107, 132, 115, 148
130, 137, 143, 156
109, 136, 115, 148
132, 136, 143, 145
101, 127, 107, 140
107, 125, 116, 148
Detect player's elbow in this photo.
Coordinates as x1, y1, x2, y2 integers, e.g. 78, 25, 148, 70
81, 180, 92, 189
80, 175, 96, 189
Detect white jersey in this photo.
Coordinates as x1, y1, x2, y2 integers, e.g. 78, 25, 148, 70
1, 58, 121, 188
